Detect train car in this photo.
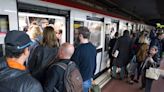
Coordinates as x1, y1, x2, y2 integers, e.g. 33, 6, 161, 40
0, 0, 154, 85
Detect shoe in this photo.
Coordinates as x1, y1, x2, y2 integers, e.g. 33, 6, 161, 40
128, 80, 134, 84
133, 80, 139, 83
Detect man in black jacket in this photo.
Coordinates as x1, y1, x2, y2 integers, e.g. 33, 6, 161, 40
44, 43, 75, 92
0, 30, 43, 92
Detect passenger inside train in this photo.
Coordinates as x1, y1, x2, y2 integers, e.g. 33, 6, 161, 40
0, 0, 164, 92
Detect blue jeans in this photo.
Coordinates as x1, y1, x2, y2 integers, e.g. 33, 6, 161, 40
112, 66, 125, 79
83, 79, 92, 92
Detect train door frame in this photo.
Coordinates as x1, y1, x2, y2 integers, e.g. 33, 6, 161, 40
17, 2, 70, 42
85, 16, 105, 78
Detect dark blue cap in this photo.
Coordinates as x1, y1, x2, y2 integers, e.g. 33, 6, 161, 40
5, 30, 33, 51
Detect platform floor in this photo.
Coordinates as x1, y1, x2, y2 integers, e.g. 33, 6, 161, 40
102, 76, 164, 92
102, 79, 144, 92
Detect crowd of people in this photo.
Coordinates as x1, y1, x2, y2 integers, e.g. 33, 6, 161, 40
0, 18, 163, 92
0, 22, 96, 92
108, 29, 164, 92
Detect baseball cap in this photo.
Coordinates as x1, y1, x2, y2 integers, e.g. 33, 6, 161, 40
5, 30, 33, 51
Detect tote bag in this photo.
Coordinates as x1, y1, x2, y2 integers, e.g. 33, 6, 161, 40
146, 67, 160, 80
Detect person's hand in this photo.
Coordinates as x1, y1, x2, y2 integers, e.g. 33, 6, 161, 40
148, 57, 154, 64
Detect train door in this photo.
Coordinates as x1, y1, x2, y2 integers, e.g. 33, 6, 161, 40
86, 16, 104, 75
100, 23, 111, 72
18, 3, 70, 43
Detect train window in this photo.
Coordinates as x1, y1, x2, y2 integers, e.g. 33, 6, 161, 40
73, 21, 84, 47
18, 12, 66, 43
87, 21, 103, 48
110, 23, 118, 38
104, 24, 110, 51
119, 21, 128, 36
0, 15, 9, 32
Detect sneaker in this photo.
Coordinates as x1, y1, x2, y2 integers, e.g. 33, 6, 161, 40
129, 80, 134, 84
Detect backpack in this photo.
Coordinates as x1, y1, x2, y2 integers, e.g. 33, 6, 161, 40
55, 61, 83, 92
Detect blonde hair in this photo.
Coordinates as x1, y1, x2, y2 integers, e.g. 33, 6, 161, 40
28, 25, 42, 39
137, 43, 149, 62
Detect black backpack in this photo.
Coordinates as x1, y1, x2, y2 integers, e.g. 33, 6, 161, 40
55, 61, 83, 92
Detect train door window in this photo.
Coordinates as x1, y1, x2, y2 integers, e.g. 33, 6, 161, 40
110, 22, 118, 38
73, 21, 84, 47
0, 15, 9, 33
119, 21, 128, 36
86, 16, 104, 49
128, 23, 133, 32
18, 12, 66, 43
104, 24, 110, 51
86, 21, 103, 49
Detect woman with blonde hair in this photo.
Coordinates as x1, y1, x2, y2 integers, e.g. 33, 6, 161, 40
135, 37, 150, 84
28, 26, 58, 84
27, 25, 43, 63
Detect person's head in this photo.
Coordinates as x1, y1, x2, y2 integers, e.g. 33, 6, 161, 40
77, 26, 90, 42
5, 30, 32, 62
27, 25, 42, 40
40, 19, 49, 29
55, 29, 62, 40
42, 26, 58, 47
123, 30, 129, 36
114, 32, 119, 38
149, 46, 158, 55
157, 30, 164, 40
58, 43, 74, 59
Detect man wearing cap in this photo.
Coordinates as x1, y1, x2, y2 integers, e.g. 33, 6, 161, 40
0, 30, 43, 92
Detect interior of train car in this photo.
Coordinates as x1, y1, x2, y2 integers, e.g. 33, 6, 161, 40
0, 0, 163, 92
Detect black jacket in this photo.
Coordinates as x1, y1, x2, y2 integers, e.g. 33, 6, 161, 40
113, 35, 132, 67
44, 59, 69, 92
28, 45, 58, 84
0, 58, 43, 92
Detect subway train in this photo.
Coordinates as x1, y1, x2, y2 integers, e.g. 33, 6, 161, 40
0, 0, 154, 86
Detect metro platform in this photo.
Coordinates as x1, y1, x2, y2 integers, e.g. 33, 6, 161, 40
94, 59, 164, 92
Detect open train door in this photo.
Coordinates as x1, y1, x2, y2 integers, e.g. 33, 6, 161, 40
17, 2, 70, 43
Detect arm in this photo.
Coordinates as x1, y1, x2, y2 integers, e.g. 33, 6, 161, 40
71, 48, 80, 67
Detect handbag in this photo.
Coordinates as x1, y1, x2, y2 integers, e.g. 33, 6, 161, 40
146, 67, 160, 80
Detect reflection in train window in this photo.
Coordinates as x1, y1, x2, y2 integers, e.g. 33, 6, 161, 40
87, 21, 103, 48
73, 21, 84, 47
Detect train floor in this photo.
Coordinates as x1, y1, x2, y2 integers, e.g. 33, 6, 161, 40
102, 77, 164, 92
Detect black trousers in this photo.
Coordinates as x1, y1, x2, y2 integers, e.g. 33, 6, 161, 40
145, 78, 153, 92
